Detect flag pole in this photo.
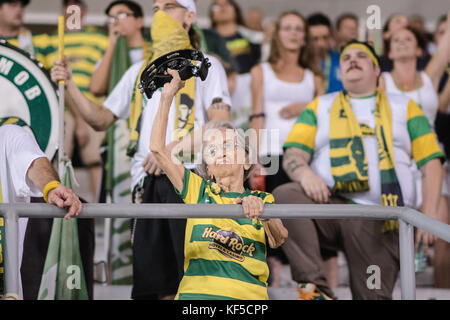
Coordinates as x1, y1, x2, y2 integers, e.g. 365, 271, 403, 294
57, 16, 65, 178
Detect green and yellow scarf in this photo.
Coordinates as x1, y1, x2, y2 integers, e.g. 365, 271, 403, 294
329, 90, 404, 232
127, 11, 196, 157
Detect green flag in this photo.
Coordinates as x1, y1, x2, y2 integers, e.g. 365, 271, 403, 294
105, 35, 133, 285
37, 163, 88, 300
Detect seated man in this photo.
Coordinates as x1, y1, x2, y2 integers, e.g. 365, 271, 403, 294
274, 41, 444, 300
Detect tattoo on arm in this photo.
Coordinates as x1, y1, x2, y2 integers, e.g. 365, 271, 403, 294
286, 159, 302, 173
283, 148, 311, 182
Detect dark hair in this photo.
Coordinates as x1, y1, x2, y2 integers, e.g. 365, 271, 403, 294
209, 0, 245, 28
0, 0, 30, 6
436, 14, 447, 28
105, 0, 143, 18
188, 26, 201, 50
385, 25, 427, 58
340, 39, 380, 66
62, 0, 84, 7
336, 13, 358, 31
306, 12, 332, 32
268, 11, 321, 76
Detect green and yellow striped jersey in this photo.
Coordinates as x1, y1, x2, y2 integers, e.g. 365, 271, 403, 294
37, 27, 109, 105
175, 168, 274, 300
283, 94, 443, 169
4, 27, 109, 105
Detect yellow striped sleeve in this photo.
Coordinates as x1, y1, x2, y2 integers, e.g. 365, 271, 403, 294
283, 97, 318, 155
178, 169, 205, 204
407, 100, 444, 167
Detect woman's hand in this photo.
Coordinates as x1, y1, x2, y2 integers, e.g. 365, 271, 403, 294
236, 195, 264, 219
161, 68, 185, 99
279, 103, 306, 119
50, 55, 72, 86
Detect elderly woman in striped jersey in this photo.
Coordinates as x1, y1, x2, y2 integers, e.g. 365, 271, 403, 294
150, 68, 288, 300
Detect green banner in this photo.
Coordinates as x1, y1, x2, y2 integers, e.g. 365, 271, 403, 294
37, 164, 88, 300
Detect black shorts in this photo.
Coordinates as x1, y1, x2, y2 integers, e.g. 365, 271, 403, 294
131, 174, 186, 300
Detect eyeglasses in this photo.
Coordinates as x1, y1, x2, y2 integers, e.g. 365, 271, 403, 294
107, 12, 134, 24
152, 2, 187, 14
203, 140, 244, 159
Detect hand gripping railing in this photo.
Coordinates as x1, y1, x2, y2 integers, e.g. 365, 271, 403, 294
1, 203, 450, 300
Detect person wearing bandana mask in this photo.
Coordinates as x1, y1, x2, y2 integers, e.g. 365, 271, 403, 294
51, 0, 232, 300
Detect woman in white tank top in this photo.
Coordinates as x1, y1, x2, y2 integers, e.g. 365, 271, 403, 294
248, 11, 324, 288
379, 25, 450, 128
379, 23, 450, 228
250, 11, 324, 193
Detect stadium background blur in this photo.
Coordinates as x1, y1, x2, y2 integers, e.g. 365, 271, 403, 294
21, 0, 450, 33
4, 0, 449, 300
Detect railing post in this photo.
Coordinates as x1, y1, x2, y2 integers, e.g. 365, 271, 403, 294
4, 209, 20, 297
398, 219, 416, 300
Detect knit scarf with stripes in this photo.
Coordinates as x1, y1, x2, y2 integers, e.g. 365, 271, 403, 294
329, 90, 403, 232
127, 10, 196, 157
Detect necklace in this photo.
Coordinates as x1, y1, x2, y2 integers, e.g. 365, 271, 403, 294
391, 71, 423, 108
392, 70, 421, 92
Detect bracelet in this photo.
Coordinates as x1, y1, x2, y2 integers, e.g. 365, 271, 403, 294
43, 180, 61, 203
249, 113, 265, 121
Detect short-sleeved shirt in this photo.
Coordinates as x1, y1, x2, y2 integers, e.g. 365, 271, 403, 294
3, 27, 109, 106
223, 32, 260, 74
174, 169, 274, 300
0, 125, 45, 203
283, 91, 444, 207
0, 124, 45, 297
104, 54, 231, 189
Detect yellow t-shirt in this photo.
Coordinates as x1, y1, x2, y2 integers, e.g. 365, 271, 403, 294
175, 168, 274, 300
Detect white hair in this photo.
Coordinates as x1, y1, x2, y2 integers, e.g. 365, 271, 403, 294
195, 121, 256, 181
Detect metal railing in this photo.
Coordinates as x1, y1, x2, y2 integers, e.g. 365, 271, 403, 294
1, 203, 450, 300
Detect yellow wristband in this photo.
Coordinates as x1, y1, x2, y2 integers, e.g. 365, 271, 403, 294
43, 180, 61, 203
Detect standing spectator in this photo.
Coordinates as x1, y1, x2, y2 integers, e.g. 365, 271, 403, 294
90, 0, 148, 97
409, 14, 434, 55
38, 0, 110, 202
430, 14, 450, 288
379, 15, 450, 230
88, 0, 150, 287
150, 70, 288, 299
0, 0, 48, 62
307, 13, 344, 93
0, 0, 96, 300
0, 124, 83, 299
209, 0, 260, 132
210, 0, 261, 74
51, 0, 232, 299
274, 41, 444, 300
379, 13, 428, 72
250, 11, 324, 287
335, 13, 359, 51
251, 11, 324, 193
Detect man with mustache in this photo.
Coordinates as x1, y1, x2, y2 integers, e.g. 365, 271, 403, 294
273, 41, 444, 300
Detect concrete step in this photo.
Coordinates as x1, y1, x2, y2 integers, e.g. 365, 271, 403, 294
93, 284, 450, 300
